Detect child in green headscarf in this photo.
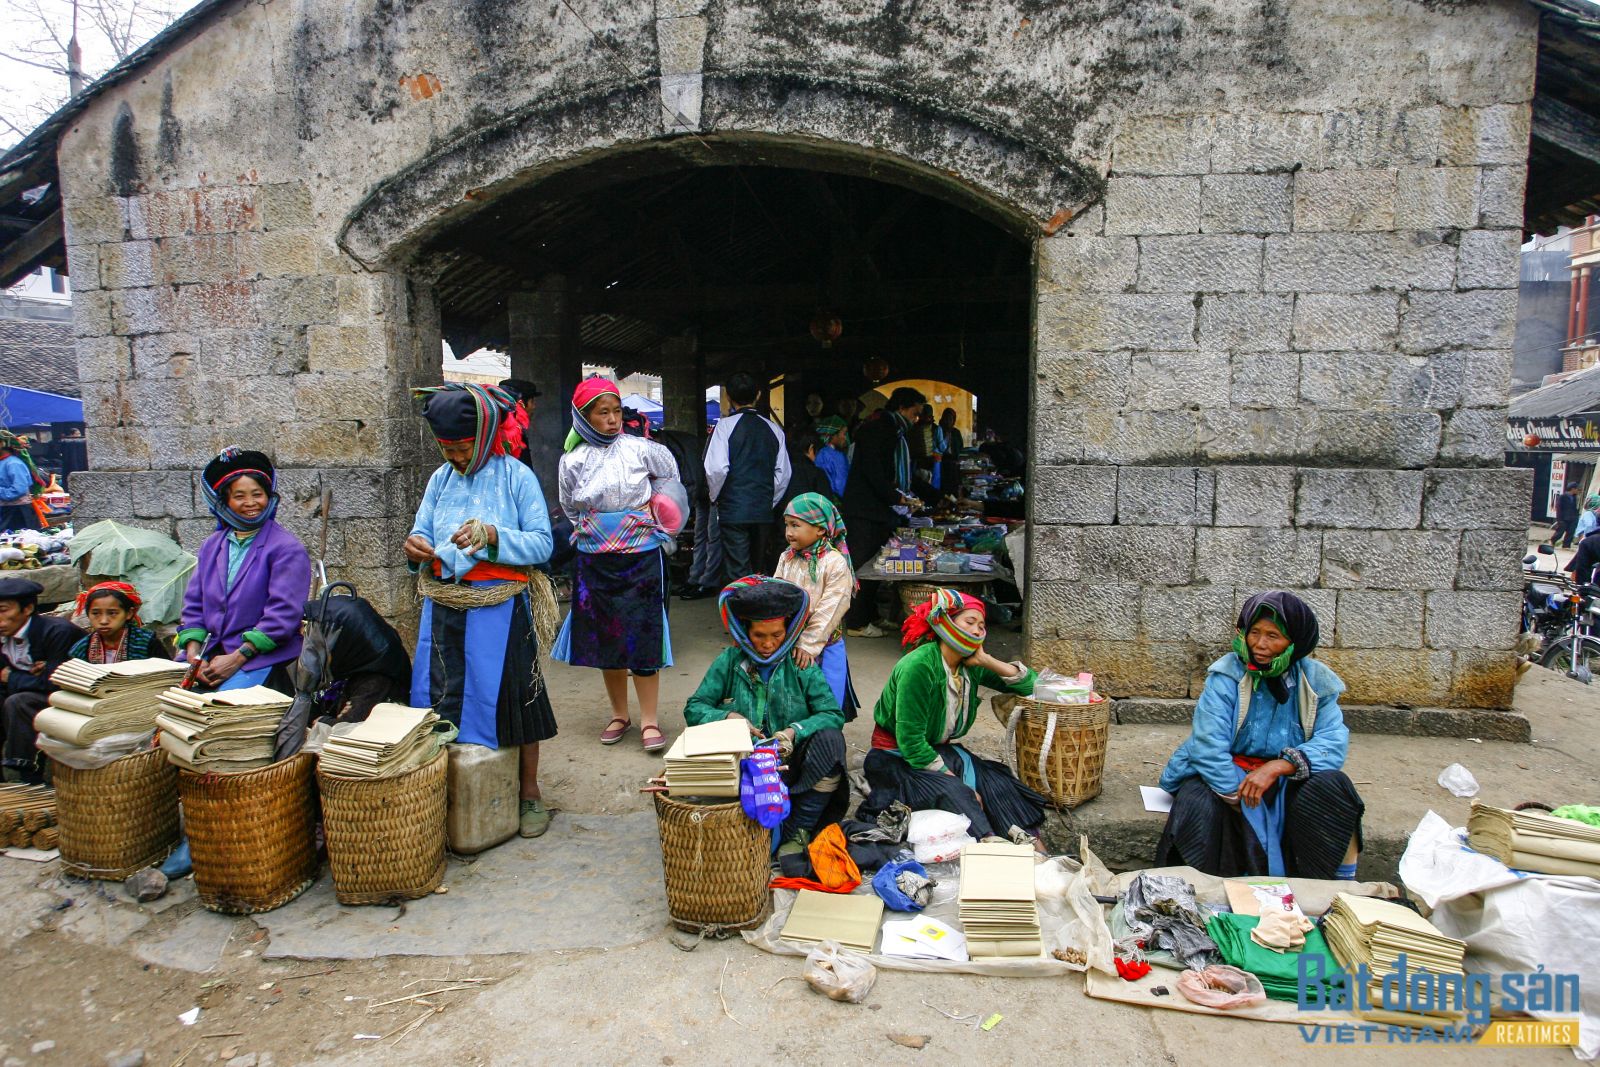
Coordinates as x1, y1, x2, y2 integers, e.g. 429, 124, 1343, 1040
774, 492, 858, 716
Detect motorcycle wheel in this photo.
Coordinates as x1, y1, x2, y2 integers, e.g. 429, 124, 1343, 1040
1539, 636, 1600, 684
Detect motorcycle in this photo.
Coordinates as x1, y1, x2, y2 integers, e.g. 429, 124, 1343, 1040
1537, 580, 1600, 684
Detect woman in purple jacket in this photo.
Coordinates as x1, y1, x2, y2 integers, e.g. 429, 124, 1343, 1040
177, 448, 311, 693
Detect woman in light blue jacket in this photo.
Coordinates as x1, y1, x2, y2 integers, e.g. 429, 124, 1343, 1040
1155, 591, 1363, 879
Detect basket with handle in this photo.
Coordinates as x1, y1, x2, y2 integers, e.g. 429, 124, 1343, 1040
653, 793, 770, 935
996, 692, 1113, 809
179, 752, 319, 914
897, 581, 945, 618
317, 748, 448, 905
50, 746, 179, 880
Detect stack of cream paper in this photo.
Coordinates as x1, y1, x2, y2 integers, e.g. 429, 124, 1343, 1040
1323, 893, 1468, 1029
37, 658, 189, 745
662, 719, 753, 797
154, 685, 290, 771
957, 841, 1042, 958
1468, 801, 1600, 877
319, 704, 441, 779
779, 889, 885, 952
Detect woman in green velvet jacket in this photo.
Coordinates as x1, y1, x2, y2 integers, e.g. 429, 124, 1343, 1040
859, 588, 1045, 842
684, 577, 850, 854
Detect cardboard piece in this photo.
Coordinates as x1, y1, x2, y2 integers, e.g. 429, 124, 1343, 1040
780, 889, 884, 952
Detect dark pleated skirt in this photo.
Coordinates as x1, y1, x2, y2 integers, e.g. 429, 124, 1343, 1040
1155, 770, 1365, 879
859, 743, 1048, 839
562, 548, 670, 670
423, 591, 558, 748
783, 727, 850, 839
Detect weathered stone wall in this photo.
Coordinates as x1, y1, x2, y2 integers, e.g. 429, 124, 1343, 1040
51, 0, 1536, 704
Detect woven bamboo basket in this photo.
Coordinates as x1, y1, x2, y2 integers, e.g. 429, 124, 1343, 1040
179, 752, 319, 914
51, 747, 179, 880
654, 793, 770, 935
317, 749, 447, 905
897, 581, 945, 617
1002, 693, 1113, 809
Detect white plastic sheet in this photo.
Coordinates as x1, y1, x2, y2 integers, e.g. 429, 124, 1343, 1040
1399, 811, 1600, 1060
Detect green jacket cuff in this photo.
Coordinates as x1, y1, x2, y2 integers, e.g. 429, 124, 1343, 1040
175, 627, 207, 648
241, 629, 277, 654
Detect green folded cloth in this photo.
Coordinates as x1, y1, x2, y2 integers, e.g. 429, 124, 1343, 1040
1206, 912, 1340, 1003
1553, 804, 1600, 828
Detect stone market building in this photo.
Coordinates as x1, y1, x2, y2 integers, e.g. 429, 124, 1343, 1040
2, 0, 1597, 715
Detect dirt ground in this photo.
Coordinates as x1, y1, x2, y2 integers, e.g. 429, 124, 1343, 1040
0, 597, 1586, 1066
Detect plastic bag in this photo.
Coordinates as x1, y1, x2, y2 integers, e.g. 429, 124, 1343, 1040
907, 810, 974, 864
1176, 965, 1267, 1010
1037, 837, 1118, 974
35, 730, 154, 770
1437, 762, 1479, 798
803, 941, 877, 1003
650, 479, 690, 536
872, 858, 932, 912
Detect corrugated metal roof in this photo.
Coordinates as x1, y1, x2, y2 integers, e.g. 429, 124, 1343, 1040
1508, 363, 1600, 417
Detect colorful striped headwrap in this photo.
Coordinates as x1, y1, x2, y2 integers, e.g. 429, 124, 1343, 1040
563, 377, 622, 453
412, 383, 525, 477
782, 492, 857, 593
814, 417, 847, 441
718, 576, 810, 667
200, 446, 279, 532
0, 431, 47, 496
900, 587, 985, 656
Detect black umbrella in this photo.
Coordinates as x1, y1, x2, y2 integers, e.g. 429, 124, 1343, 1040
274, 581, 355, 760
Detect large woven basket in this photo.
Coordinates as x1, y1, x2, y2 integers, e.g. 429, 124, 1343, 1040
51, 747, 179, 880
897, 581, 945, 617
318, 749, 447, 905
1001, 693, 1113, 809
179, 752, 319, 914
654, 793, 770, 935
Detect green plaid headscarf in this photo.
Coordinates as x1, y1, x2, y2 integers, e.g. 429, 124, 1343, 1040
782, 492, 857, 592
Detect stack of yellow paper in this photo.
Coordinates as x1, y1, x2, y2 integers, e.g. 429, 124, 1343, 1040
1468, 802, 1600, 877
957, 841, 1041, 958
662, 719, 753, 797
1323, 893, 1468, 1029
319, 704, 441, 779
779, 889, 885, 952
154, 685, 290, 772
36, 658, 189, 745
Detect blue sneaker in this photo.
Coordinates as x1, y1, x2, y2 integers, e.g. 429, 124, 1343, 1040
159, 839, 192, 879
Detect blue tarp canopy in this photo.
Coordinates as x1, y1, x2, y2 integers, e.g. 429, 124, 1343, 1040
621, 393, 664, 427
0, 386, 82, 428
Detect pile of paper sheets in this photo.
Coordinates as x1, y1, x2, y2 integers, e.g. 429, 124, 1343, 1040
662, 719, 752, 797
1467, 802, 1600, 877
36, 658, 189, 746
880, 916, 969, 961
957, 841, 1041, 958
780, 889, 885, 952
319, 704, 441, 779
154, 685, 290, 772
1323, 893, 1467, 1028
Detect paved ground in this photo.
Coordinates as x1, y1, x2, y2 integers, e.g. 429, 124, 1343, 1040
0, 596, 1589, 1065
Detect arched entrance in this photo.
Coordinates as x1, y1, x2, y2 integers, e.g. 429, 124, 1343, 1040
397, 146, 1035, 534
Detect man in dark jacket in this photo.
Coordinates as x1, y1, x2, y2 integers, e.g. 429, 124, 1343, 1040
705, 371, 791, 581
0, 578, 83, 782
302, 593, 413, 724
842, 386, 926, 637
1553, 485, 1582, 549
1565, 526, 1600, 586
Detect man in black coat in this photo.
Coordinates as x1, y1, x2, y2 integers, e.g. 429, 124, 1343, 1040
0, 578, 83, 782
704, 371, 791, 581
842, 386, 926, 637
1553, 485, 1582, 549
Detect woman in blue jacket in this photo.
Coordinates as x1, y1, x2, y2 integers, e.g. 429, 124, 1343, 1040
1155, 591, 1363, 879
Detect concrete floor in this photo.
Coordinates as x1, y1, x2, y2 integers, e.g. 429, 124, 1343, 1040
0, 595, 1589, 1065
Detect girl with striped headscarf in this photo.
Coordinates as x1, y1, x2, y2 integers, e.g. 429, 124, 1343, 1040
773, 492, 858, 716
552, 377, 684, 754
858, 588, 1047, 845
406, 383, 557, 838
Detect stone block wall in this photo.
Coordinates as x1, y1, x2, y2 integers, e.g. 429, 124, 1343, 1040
1027, 106, 1532, 707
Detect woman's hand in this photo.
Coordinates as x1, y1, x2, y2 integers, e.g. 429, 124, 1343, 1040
201, 650, 250, 687
403, 535, 436, 564
960, 648, 1003, 674
1238, 759, 1295, 808
727, 711, 761, 737
791, 648, 814, 670
449, 521, 497, 551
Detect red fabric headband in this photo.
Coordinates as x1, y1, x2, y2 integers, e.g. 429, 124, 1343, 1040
572, 378, 620, 410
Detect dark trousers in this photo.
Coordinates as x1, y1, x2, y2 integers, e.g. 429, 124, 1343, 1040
720, 519, 771, 583
782, 727, 849, 841
2, 691, 49, 782
1155, 770, 1365, 879
844, 516, 895, 627
1553, 518, 1578, 548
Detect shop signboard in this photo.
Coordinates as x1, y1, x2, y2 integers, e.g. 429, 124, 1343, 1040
1506, 411, 1600, 452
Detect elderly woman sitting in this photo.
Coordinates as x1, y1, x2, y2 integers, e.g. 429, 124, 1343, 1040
683, 577, 847, 856
1155, 591, 1363, 879
857, 589, 1044, 844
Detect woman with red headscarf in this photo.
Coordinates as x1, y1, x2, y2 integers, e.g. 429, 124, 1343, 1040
858, 588, 1046, 843
552, 377, 684, 753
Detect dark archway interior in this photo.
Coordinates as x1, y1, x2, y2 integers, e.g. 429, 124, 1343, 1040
417, 161, 1032, 433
